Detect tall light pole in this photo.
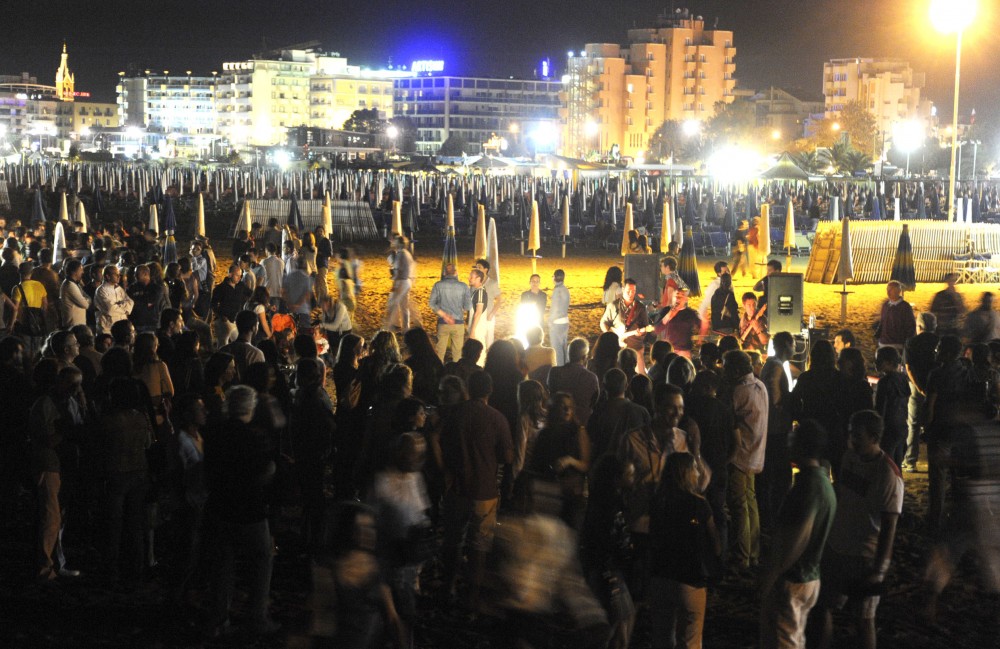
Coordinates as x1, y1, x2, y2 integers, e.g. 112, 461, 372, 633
930, 0, 977, 222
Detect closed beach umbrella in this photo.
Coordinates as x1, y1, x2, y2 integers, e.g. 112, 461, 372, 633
197, 193, 206, 237
528, 200, 541, 255
678, 226, 701, 297
441, 221, 458, 280
783, 198, 796, 265
288, 194, 304, 232
620, 202, 634, 257
162, 195, 178, 264
148, 203, 159, 234
77, 201, 88, 233
447, 194, 455, 231
474, 204, 487, 260
59, 191, 69, 222
52, 221, 66, 267
487, 217, 501, 288
322, 191, 333, 235
391, 200, 403, 236
32, 189, 46, 223
890, 224, 916, 292
660, 197, 672, 253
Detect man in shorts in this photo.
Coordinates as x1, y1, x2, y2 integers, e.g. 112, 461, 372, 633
811, 410, 903, 649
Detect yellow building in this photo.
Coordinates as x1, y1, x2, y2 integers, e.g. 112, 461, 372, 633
217, 50, 314, 147
310, 57, 395, 131
562, 9, 736, 160
56, 101, 119, 139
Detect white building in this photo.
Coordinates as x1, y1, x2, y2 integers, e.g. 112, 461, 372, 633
823, 58, 934, 139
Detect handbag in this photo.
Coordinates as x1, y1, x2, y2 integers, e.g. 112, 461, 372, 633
14, 285, 46, 337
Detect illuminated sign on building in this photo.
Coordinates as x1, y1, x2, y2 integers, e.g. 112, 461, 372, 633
72, 91, 91, 98
222, 62, 255, 72
411, 60, 445, 74
539, 58, 552, 79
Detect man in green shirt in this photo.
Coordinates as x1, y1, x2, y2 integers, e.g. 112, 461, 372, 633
759, 420, 837, 649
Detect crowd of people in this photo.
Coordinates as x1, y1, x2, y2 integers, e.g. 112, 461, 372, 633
3, 209, 1000, 649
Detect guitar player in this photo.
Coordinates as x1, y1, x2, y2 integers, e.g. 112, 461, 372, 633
600, 277, 653, 374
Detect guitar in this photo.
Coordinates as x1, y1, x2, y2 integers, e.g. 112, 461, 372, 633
740, 303, 768, 343
612, 324, 656, 347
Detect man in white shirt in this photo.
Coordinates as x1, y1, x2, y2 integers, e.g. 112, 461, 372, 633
59, 259, 91, 328
260, 242, 284, 295
94, 265, 134, 335
386, 236, 417, 331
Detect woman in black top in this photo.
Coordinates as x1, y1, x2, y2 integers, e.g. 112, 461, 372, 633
526, 392, 591, 530
648, 452, 721, 649
402, 327, 443, 406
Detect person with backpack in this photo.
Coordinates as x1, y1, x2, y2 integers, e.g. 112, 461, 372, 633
709, 273, 740, 337
14, 261, 51, 354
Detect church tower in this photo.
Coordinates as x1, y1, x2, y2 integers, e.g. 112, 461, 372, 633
55, 42, 75, 101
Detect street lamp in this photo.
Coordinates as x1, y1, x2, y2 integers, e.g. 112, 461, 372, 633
930, 0, 978, 221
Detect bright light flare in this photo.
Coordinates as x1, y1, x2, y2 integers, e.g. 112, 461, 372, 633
386, 125, 399, 139
513, 303, 542, 349
930, 0, 977, 33
682, 120, 701, 137
584, 120, 599, 137
893, 120, 924, 153
708, 146, 762, 184
274, 149, 291, 169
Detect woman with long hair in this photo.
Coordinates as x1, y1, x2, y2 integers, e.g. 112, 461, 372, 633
589, 331, 622, 385
514, 380, 548, 478
202, 352, 236, 421
357, 330, 401, 411
169, 331, 204, 396
246, 285, 273, 343
603, 266, 624, 305
648, 452, 721, 649
403, 327, 443, 406
484, 339, 527, 439
526, 392, 591, 529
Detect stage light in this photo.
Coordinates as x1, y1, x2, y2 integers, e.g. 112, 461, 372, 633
513, 302, 542, 348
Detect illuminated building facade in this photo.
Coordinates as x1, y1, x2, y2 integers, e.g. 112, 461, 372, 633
823, 58, 933, 139
393, 75, 562, 155
562, 9, 736, 160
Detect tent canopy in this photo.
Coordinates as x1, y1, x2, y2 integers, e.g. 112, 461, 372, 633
760, 152, 812, 181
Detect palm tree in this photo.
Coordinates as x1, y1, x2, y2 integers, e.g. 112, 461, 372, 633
843, 150, 871, 176
795, 150, 832, 174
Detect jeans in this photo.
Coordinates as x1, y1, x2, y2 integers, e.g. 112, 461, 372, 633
705, 470, 728, 562
758, 435, 791, 531
728, 466, 760, 567
649, 577, 706, 649
905, 388, 926, 467
106, 470, 148, 578
550, 323, 569, 367
210, 518, 274, 626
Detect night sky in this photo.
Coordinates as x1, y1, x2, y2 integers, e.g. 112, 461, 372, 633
3, 0, 998, 123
